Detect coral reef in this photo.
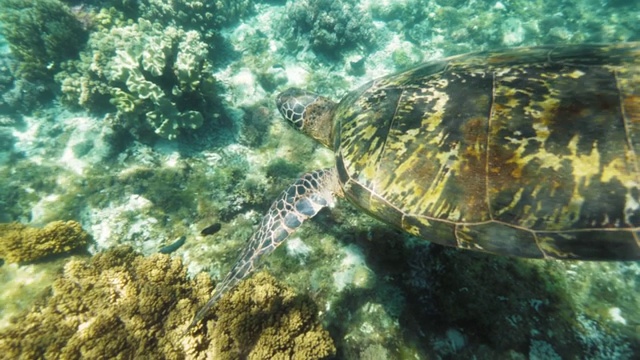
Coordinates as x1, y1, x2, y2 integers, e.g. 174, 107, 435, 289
399, 0, 640, 55
367, 0, 429, 27
0, 55, 16, 116
0, 255, 70, 329
201, 148, 274, 221
1, 1, 638, 359
57, 19, 219, 140
138, 0, 257, 42
1, 78, 51, 115
0, 247, 335, 359
0, 52, 52, 115
206, 271, 336, 360
0, 247, 209, 358
282, 0, 376, 57
0, 221, 90, 263
0, 0, 88, 81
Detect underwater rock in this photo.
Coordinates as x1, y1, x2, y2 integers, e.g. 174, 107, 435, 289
0, 220, 89, 263
346, 56, 366, 76
332, 244, 376, 292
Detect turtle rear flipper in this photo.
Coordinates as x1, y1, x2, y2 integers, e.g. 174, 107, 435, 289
188, 168, 341, 329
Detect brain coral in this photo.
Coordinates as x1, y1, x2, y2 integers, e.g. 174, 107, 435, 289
0, 247, 335, 359
0, 220, 89, 263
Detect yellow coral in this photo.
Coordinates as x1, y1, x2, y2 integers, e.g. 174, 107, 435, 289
208, 271, 336, 360
0, 220, 89, 263
0, 247, 211, 359
0, 247, 335, 359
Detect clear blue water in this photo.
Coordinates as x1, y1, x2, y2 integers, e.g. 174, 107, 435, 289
0, 0, 638, 358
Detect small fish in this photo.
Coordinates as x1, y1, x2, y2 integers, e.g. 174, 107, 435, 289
158, 236, 186, 254
200, 222, 221, 236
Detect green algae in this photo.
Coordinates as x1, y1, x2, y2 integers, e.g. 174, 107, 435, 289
265, 157, 305, 180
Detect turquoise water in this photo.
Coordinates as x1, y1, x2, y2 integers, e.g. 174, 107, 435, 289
0, 0, 638, 358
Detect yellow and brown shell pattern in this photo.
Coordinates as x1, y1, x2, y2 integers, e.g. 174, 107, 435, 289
334, 43, 640, 260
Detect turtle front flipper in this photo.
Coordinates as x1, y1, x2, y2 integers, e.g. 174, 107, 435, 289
188, 168, 341, 329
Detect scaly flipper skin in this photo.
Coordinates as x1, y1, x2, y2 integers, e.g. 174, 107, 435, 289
188, 168, 341, 330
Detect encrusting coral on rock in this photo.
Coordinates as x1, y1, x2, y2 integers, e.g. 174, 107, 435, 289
0, 247, 335, 359
206, 271, 336, 360
0, 220, 90, 263
0, 246, 209, 359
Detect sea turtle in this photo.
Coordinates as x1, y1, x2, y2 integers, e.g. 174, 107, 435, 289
189, 43, 640, 328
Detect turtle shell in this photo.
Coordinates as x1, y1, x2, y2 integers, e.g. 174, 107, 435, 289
333, 43, 640, 260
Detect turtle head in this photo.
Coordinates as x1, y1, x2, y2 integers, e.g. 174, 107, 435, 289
276, 88, 337, 148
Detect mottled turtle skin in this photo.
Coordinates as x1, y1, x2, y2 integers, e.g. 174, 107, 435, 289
189, 43, 640, 329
